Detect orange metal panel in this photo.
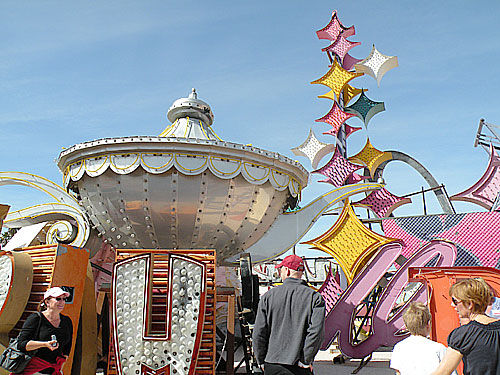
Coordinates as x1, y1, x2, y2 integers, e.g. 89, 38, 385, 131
50, 244, 90, 372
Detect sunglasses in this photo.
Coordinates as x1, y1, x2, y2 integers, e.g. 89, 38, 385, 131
451, 297, 462, 306
52, 297, 67, 302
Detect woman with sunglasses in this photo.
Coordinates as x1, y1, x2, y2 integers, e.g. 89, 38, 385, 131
14, 287, 73, 375
432, 278, 500, 375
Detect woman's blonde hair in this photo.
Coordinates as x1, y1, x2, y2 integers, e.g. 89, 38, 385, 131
449, 277, 492, 313
402, 302, 431, 336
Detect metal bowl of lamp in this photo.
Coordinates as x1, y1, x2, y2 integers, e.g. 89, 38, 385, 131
57, 90, 308, 263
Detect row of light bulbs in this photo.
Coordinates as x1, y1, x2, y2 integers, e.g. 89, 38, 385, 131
115, 257, 203, 375
0, 256, 12, 309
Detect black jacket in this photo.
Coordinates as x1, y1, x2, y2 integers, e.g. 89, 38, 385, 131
252, 277, 325, 366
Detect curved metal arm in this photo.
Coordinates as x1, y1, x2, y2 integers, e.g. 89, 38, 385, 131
0, 172, 90, 248
375, 151, 455, 214
228, 183, 384, 264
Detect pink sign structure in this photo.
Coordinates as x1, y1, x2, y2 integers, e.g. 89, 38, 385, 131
451, 144, 500, 209
321, 240, 456, 359
346, 172, 368, 184
344, 124, 362, 138
313, 147, 361, 187
322, 35, 361, 60
317, 265, 344, 315
315, 101, 355, 137
342, 53, 362, 70
316, 10, 355, 42
353, 187, 411, 218
383, 211, 500, 268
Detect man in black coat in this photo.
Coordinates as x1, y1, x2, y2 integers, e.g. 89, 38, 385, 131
252, 255, 326, 375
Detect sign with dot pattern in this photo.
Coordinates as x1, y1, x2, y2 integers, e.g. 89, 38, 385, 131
113, 253, 206, 375
0, 255, 13, 313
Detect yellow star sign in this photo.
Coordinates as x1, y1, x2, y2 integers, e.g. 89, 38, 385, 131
348, 139, 393, 177
302, 200, 397, 284
311, 60, 363, 101
318, 85, 365, 106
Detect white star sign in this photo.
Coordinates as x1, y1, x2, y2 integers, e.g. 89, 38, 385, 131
355, 45, 398, 86
291, 129, 335, 169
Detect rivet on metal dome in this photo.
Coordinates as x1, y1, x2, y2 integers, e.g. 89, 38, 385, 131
161, 88, 219, 140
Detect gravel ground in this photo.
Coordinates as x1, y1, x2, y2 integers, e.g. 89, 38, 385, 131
313, 360, 393, 375
95, 348, 395, 374
313, 349, 394, 375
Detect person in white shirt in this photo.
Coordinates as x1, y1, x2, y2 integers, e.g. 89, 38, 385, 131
390, 302, 456, 375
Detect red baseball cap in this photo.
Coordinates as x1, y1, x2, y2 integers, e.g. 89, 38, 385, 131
275, 255, 305, 272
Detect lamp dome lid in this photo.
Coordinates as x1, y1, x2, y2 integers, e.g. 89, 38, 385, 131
167, 88, 214, 126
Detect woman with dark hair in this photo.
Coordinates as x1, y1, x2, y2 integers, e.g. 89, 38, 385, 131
432, 278, 500, 375
14, 287, 73, 375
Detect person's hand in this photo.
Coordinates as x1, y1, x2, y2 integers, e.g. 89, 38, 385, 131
46, 340, 59, 351
298, 361, 312, 370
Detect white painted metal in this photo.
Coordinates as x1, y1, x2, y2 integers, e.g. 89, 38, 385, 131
227, 183, 384, 263
3, 222, 47, 251
0, 172, 90, 248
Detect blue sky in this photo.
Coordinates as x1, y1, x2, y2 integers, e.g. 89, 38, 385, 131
1, 1, 500, 256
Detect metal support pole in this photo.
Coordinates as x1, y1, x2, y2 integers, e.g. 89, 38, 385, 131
216, 287, 236, 375
422, 186, 427, 215
441, 184, 456, 214
226, 294, 235, 375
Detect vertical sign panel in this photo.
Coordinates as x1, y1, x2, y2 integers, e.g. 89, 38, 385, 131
113, 254, 206, 375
